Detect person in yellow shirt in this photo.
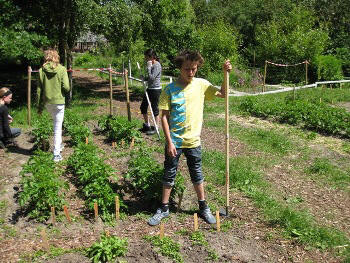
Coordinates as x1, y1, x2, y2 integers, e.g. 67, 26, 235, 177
148, 50, 232, 226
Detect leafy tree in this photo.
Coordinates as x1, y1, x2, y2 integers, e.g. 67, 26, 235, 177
255, 6, 328, 81
197, 21, 239, 75
0, 0, 49, 66
138, 0, 201, 65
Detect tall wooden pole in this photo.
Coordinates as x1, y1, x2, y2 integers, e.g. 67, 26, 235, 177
263, 61, 267, 93
27, 66, 32, 126
109, 64, 113, 115
69, 67, 73, 103
124, 70, 131, 121
305, 61, 308, 85
224, 69, 230, 216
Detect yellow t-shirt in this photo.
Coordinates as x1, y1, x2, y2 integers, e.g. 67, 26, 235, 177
159, 77, 218, 148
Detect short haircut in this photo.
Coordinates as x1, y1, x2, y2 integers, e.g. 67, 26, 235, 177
174, 50, 204, 69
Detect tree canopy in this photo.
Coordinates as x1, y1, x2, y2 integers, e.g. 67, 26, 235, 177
0, 0, 349, 78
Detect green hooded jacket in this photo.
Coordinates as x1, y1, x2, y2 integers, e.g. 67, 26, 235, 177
37, 62, 70, 111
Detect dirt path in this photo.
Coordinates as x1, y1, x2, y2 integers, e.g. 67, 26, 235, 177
0, 71, 346, 262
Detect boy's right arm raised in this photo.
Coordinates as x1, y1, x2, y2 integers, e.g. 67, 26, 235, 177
161, 110, 177, 158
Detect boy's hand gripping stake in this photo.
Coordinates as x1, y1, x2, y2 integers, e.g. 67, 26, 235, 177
137, 62, 161, 140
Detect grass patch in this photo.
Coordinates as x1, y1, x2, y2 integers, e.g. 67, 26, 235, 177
306, 158, 350, 191
202, 149, 350, 257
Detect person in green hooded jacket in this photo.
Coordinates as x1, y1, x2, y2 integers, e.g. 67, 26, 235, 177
37, 49, 70, 162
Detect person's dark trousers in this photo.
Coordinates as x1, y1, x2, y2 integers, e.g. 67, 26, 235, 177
10, 128, 21, 138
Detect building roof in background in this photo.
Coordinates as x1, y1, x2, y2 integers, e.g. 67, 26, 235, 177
77, 31, 107, 43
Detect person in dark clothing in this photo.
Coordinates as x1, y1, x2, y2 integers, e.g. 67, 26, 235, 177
0, 88, 21, 149
139, 48, 162, 135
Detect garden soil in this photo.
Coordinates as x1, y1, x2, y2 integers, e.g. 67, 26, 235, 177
0, 71, 347, 262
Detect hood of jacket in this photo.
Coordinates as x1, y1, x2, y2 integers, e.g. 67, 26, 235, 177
42, 62, 60, 75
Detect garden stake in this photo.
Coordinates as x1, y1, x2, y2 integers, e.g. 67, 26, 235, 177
220, 68, 230, 217
109, 64, 113, 115
159, 223, 165, 239
63, 205, 72, 223
40, 229, 49, 251
85, 137, 88, 144
216, 211, 220, 232
94, 202, 98, 220
136, 62, 160, 140
193, 213, 198, 231
50, 207, 55, 225
177, 192, 184, 212
115, 196, 120, 221
129, 137, 135, 149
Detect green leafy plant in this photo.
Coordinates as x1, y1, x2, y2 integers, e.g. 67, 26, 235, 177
67, 142, 125, 220
31, 114, 52, 151
19, 151, 68, 221
87, 233, 128, 263
126, 147, 185, 204
98, 115, 142, 145
144, 235, 183, 263
316, 55, 343, 81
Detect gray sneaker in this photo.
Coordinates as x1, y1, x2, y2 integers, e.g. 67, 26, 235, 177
199, 207, 216, 224
53, 154, 63, 162
148, 208, 169, 226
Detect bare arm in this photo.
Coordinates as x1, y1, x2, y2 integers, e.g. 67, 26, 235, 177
161, 110, 177, 158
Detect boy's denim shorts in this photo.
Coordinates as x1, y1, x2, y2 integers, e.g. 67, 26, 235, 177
163, 146, 203, 186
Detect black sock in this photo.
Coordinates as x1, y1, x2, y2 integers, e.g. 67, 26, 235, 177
161, 203, 169, 212
198, 200, 208, 210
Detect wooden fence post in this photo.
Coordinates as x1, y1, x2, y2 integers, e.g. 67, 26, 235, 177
263, 61, 267, 93
305, 61, 308, 85
27, 66, 32, 126
69, 67, 73, 102
124, 70, 131, 121
109, 64, 113, 115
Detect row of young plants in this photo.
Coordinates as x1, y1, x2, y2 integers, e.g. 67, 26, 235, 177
18, 150, 68, 222
98, 114, 186, 206
67, 142, 124, 221
239, 91, 350, 138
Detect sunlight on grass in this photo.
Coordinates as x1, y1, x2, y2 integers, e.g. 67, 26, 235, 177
202, 149, 350, 255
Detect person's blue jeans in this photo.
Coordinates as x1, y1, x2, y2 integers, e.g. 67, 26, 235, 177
163, 146, 203, 186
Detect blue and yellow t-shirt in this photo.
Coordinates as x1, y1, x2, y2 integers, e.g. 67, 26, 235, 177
159, 78, 218, 148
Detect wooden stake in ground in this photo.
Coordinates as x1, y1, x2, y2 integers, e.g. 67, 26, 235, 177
177, 192, 184, 212
129, 137, 135, 149
27, 66, 32, 126
115, 196, 120, 221
216, 211, 220, 232
159, 223, 165, 239
63, 205, 72, 223
40, 229, 49, 251
124, 69, 131, 121
94, 202, 98, 220
305, 61, 308, 85
85, 137, 89, 144
193, 213, 198, 231
50, 207, 56, 225
220, 68, 230, 217
263, 60, 267, 92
